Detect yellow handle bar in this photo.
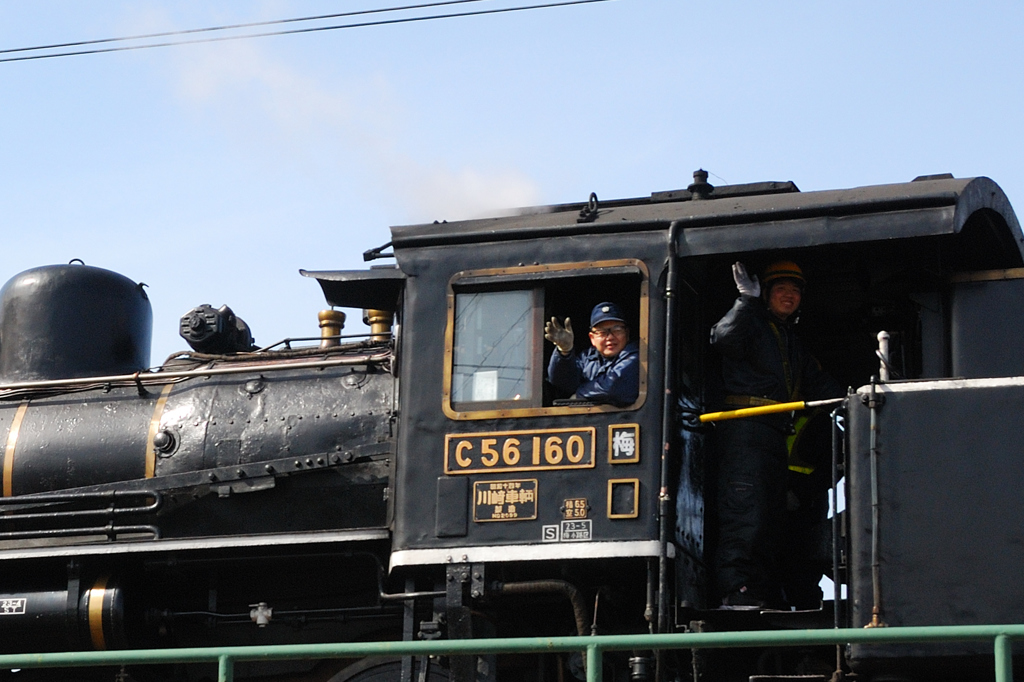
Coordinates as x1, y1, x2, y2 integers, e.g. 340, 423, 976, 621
699, 397, 844, 423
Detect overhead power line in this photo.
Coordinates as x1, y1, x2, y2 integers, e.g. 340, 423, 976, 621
0, 0, 615, 65
0, 0, 487, 56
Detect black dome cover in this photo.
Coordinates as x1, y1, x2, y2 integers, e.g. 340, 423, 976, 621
0, 264, 152, 381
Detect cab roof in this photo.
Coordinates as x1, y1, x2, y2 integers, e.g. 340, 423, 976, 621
388, 175, 1021, 258
306, 174, 1023, 309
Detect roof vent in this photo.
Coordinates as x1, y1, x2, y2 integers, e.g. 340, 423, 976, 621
687, 169, 714, 200
912, 173, 954, 182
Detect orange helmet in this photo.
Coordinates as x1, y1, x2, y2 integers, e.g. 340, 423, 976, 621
761, 261, 806, 290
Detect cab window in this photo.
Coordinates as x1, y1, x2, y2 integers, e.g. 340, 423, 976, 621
444, 261, 649, 419
452, 289, 541, 405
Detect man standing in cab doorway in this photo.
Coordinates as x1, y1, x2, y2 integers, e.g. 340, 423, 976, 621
545, 302, 639, 407
710, 261, 841, 610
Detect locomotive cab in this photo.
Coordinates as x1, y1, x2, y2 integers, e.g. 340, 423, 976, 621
378, 173, 1024, 680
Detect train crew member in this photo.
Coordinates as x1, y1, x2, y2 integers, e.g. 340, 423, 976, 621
710, 261, 841, 610
544, 302, 639, 406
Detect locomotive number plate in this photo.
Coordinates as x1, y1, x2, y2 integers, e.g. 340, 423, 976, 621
473, 479, 538, 522
444, 427, 596, 474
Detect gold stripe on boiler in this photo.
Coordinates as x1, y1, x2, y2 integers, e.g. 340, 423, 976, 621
145, 384, 175, 478
3, 402, 29, 497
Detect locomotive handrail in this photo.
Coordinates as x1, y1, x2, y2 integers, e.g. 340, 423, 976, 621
255, 331, 378, 352
0, 352, 391, 395
0, 624, 1019, 682
0, 490, 161, 514
0, 524, 159, 540
0, 491, 163, 540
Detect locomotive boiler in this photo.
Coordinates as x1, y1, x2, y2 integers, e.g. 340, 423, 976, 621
0, 265, 397, 662
0, 172, 1022, 682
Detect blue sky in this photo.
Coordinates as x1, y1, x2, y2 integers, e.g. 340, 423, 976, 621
1, 0, 1022, 363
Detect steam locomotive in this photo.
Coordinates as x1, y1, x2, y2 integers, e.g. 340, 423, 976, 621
0, 171, 1022, 682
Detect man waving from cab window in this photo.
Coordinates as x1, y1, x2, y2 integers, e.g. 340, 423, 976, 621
545, 301, 639, 407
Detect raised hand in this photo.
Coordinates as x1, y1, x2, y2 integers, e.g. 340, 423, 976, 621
544, 317, 574, 354
732, 262, 760, 298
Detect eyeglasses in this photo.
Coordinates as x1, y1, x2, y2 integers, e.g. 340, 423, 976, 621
590, 325, 627, 339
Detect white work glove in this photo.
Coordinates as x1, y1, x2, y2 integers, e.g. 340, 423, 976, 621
732, 262, 760, 298
545, 317, 574, 354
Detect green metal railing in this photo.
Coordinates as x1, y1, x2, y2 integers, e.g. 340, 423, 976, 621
0, 625, 1019, 682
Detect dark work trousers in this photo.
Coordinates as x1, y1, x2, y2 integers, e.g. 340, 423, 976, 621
714, 418, 789, 602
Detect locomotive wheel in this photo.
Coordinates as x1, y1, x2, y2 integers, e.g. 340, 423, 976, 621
328, 657, 449, 681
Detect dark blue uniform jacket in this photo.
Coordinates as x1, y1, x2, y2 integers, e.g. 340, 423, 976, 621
547, 340, 640, 407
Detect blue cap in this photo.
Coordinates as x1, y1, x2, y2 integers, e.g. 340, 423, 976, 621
590, 302, 626, 327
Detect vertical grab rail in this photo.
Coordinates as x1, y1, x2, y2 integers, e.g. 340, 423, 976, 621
656, 220, 683, 681
831, 402, 847, 675
865, 378, 886, 628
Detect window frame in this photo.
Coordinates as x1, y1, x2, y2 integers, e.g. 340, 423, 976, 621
442, 259, 649, 421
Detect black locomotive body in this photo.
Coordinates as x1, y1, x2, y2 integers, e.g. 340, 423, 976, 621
0, 173, 1022, 682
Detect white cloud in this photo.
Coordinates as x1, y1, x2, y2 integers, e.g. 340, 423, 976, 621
170, 39, 541, 223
